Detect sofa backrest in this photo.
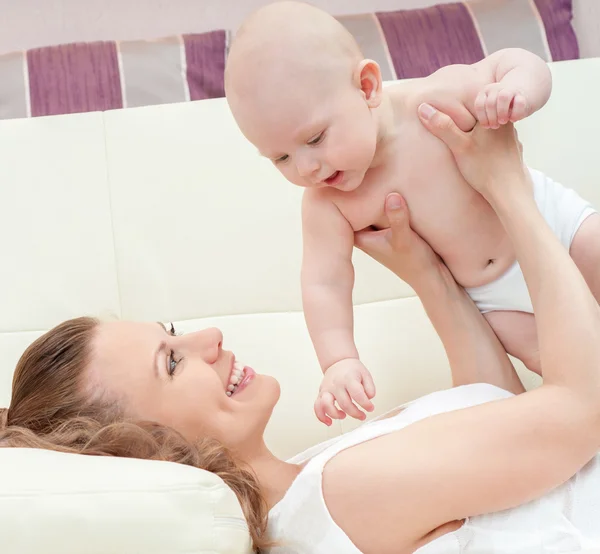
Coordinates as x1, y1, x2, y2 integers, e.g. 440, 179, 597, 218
0, 58, 599, 552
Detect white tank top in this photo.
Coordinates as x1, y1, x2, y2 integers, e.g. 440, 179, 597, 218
267, 384, 600, 553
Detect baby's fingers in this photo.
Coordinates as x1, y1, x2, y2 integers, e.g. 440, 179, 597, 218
474, 91, 489, 128
315, 392, 345, 426
314, 396, 332, 426
485, 88, 500, 129
347, 381, 374, 413
510, 94, 528, 122
336, 389, 366, 421
497, 89, 514, 125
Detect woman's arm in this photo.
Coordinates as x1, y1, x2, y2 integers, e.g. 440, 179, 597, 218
332, 114, 600, 554
355, 194, 524, 394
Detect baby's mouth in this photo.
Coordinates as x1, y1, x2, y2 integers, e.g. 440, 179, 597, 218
324, 170, 343, 186
226, 361, 246, 397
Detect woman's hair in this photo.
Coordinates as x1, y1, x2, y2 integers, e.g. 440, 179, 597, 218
0, 317, 270, 551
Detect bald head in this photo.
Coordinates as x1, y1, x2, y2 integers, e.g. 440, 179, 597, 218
226, 1, 363, 102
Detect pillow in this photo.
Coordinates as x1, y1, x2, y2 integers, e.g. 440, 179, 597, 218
0, 30, 228, 120
0, 447, 253, 553
338, 0, 579, 81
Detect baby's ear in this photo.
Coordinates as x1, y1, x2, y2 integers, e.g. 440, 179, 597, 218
354, 59, 383, 108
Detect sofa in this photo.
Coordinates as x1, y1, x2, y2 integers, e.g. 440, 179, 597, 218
0, 56, 599, 552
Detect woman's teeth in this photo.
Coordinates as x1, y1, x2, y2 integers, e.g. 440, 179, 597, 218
226, 362, 246, 396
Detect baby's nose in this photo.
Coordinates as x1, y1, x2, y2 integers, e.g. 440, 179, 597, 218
296, 155, 320, 177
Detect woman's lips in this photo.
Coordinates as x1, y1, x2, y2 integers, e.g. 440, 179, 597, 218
233, 366, 256, 396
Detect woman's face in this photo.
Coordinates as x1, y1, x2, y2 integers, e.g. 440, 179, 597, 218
86, 321, 280, 454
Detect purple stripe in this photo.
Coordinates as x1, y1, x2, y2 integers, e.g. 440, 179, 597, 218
183, 31, 227, 101
27, 42, 123, 117
376, 3, 484, 79
533, 0, 579, 61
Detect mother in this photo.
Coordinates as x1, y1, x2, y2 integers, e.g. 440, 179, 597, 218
2, 108, 600, 553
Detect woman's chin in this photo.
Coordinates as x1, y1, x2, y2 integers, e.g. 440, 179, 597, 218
261, 374, 281, 406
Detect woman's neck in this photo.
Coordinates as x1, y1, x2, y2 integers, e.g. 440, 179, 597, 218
245, 442, 304, 509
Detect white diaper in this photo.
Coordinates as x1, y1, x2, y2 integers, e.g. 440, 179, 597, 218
466, 168, 596, 314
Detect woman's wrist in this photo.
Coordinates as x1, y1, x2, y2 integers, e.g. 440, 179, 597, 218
477, 167, 534, 211
409, 259, 456, 298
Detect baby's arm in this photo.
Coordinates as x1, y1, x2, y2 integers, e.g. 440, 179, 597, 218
302, 191, 375, 424
472, 48, 552, 127
426, 49, 551, 132
301, 191, 357, 369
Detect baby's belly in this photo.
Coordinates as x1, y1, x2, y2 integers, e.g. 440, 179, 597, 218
407, 210, 516, 290
440, 240, 516, 290
363, 210, 515, 289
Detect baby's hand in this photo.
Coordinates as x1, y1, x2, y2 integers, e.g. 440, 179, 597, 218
474, 84, 529, 129
314, 358, 376, 426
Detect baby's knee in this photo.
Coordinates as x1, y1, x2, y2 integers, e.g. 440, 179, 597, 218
485, 311, 541, 375
517, 350, 542, 376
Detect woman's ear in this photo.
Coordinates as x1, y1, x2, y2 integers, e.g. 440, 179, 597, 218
354, 59, 383, 108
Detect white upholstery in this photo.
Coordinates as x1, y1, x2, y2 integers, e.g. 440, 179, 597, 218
0, 57, 599, 552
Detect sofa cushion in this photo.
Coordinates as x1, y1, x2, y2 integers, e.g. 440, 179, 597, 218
0, 30, 228, 120
338, 0, 579, 81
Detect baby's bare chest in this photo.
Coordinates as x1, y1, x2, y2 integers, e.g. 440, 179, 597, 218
334, 126, 479, 236
330, 123, 513, 285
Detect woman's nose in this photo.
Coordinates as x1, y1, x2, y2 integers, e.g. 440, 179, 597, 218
187, 327, 223, 363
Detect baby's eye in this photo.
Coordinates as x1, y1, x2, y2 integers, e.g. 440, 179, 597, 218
307, 131, 325, 146
274, 154, 289, 164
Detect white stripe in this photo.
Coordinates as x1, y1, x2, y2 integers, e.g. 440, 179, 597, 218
22, 51, 31, 118
462, 1, 488, 57
179, 35, 191, 102
115, 41, 128, 109
371, 14, 397, 81
528, 0, 552, 61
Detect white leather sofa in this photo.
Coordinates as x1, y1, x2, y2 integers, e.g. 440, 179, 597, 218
0, 57, 599, 553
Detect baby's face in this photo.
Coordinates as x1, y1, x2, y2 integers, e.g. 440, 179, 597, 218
229, 73, 379, 192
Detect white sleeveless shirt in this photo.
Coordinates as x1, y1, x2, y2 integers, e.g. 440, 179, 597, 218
267, 384, 600, 553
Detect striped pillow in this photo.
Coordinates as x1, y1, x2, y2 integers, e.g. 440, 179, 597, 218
338, 0, 579, 81
0, 30, 227, 120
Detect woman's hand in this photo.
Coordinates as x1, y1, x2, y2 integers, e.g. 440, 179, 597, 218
417, 103, 530, 202
354, 193, 446, 290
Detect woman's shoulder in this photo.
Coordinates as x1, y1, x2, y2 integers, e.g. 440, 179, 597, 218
270, 384, 513, 552
319, 384, 514, 552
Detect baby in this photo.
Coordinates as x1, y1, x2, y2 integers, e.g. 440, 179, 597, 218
225, 1, 600, 425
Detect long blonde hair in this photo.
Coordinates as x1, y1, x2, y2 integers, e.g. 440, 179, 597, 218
0, 317, 270, 551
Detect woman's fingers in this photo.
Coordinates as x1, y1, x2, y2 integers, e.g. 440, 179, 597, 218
384, 193, 411, 250
354, 226, 387, 253
354, 193, 410, 257
418, 103, 470, 154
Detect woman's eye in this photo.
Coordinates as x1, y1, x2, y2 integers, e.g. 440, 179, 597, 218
169, 323, 183, 336
307, 132, 325, 146
168, 350, 179, 376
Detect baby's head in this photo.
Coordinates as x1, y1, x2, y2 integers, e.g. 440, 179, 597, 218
226, 1, 384, 192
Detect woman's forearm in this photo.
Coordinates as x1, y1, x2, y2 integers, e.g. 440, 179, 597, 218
414, 265, 525, 394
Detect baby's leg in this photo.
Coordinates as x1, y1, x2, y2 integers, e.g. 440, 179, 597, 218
569, 213, 600, 303
484, 311, 541, 375
485, 213, 600, 377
